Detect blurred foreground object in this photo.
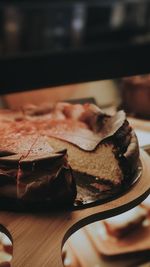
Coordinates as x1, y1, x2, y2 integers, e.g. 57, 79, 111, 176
2, 80, 118, 109
63, 195, 150, 267
0, 232, 12, 267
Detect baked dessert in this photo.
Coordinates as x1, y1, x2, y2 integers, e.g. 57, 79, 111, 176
0, 232, 12, 266
103, 206, 148, 238
0, 102, 139, 205
0, 135, 76, 206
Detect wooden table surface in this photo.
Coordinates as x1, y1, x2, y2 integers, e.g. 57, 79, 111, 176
0, 150, 149, 267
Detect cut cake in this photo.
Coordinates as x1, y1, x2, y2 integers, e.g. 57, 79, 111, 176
0, 102, 139, 205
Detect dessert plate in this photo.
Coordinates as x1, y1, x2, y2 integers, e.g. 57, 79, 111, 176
0, 149, 149, 267
92, 218, 150, 257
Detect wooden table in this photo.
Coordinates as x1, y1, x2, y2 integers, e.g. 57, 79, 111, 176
0, 150, 149, 267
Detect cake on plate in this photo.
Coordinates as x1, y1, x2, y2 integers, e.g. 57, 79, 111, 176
103, 206, 148, 238
0, 102, 139, 206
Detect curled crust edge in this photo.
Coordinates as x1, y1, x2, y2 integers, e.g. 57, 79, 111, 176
124, 130, 140, 174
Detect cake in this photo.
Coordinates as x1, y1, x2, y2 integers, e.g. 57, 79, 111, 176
0, 102, 139, 206
103, 206, 148, 238
0, 136, 76, 206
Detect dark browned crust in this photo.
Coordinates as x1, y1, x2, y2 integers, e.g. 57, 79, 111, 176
113, 122, 139, 182
89, 118, 139, 185
21, 165, 77, 205
123, 130, 140, 174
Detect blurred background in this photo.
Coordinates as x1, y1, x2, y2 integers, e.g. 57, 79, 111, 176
1, 1, 150, 91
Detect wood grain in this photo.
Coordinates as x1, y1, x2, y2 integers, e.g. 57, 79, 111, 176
0, 150, 149, 267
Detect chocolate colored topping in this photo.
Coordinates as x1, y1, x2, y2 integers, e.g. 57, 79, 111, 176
22, 165, 77, 204
124, 131, 140, 173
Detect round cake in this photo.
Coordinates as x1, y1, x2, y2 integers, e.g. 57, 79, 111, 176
0, 102, 139, 206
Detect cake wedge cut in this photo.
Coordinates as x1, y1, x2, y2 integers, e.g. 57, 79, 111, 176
0, 136, 76, 206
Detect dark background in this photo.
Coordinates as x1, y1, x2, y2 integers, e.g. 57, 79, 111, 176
1, 0, 150, 93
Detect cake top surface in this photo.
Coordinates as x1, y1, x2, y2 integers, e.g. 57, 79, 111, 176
0, 102, 127, 153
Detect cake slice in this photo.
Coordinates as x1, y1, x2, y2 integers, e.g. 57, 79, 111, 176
0, 136, 76, 205
102, 206, 148, 238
